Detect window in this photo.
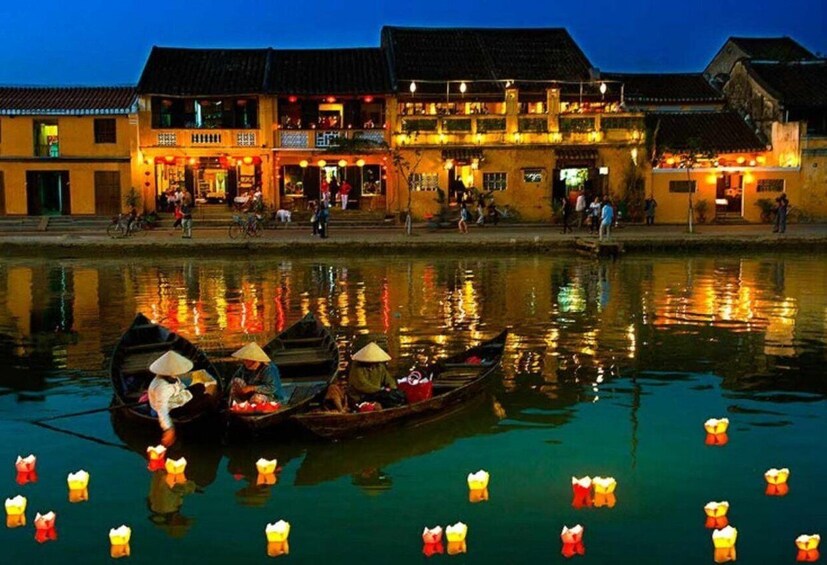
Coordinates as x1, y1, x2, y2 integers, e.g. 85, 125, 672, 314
669, 180, 697, 193
483, 172, 507, 191
151, 97, 258, 129
757, 179, 785, 193
523, 169, 544, 183
410, 172, 439, 191
33, 121, 59, 157
94, 119, 116, 143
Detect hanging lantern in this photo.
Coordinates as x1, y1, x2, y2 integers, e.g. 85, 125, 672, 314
34, 511, 57, 543
109, 525, 132, 559
256, 458, 278, 475
188, 157, 197, 166
338, 159, 348, 168
571, 476, 593, 509
288, 96, 298, 104
796, 534, 820, 562
599, 82, 607, 95
67, 470, 90, 491
704, 501, 730, 529
561, 524, 585, 558
356, 159, 365, 168
459, 82, 467, 94
165, 457, 187, 475
299, 160, 308, 168
466, 470, 489, 490
409, 82, 417, 94
445, 522, 467, 543
317, 160, 327, 168
765, 468, 790, 496
325, 97, 336, 104
363, 96, 374, 103
146, 445, 167, 472
164, 155, 175, 163
265, 520, 291, 543
243, 156, 254, 165
712, 525, 738, 563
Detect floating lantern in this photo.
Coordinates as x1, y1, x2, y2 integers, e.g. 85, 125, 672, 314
422, 526, 443, 545
256, 458, 278, 475
712, 525, 737, 563
445, 522, 467, 543
704, 501, 730, 529
467, 470, 489, 490
561, 524, 585, 558
571, 476, 593, 509
267, 540, 289, 557
468, 488, 489, 503
265, 520, 291, 543
67, 470, 90, 490
6, 514, 25, 528
5, 495, 26, 527
34, 511, 57, 543
109, 525, 132, 559
796, 534, 820, 562
593, 476, 616, 494
704, 418, 729, 434
257, 473, 277, 486
165, 457, 187, 475
447, 540, 467, 555
147, 445, 167, 472
765, 468, 790, 496
15, 455, 36, 473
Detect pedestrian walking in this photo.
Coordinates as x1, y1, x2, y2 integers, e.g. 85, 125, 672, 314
560, 197, 572, 234
310, 200, 319, 236
589, 196, 601, 234
575, 192, 587, 228
476, 192, 486, 226
339, 180, 352, 210
645, 197, 657, 226
329, 176, 339, 207
180, 190, 193, 239
599, 198, 614, 241
318, 202, 330, 238
458, 202, 470, 233
773, 194, 789, 234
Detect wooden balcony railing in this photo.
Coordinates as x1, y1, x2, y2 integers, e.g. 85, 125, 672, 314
153, 130, 260, 148
275, 129, 388, 149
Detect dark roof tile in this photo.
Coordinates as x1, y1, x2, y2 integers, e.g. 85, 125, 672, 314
647, 111, 767, 153
746, 60, 827, 110
0, 86, 137, 115
602, 73, 723, 104
729, 37, 817, 62
270, 48, 392, 95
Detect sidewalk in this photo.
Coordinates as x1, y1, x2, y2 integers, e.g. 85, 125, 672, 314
2, 222, 826, 258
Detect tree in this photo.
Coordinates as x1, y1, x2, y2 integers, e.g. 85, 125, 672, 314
390, 148, 423, 235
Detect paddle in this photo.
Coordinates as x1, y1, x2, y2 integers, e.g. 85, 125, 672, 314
34, 399, 149, 424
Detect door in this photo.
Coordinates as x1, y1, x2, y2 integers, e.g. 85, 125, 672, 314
0, 171, 5, 215
94, 171, 122, 215
716, 174, 743, 215
26, 171, 70, 216
345, 166, 361, 209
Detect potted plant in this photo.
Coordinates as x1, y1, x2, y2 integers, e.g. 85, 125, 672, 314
755, 198, 775, 223
695, 199, 709, 224
124, 187, 142, 211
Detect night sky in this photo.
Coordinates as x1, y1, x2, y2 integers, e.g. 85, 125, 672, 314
1, 0, 824, 85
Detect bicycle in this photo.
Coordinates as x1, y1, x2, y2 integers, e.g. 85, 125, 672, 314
107, 214, 145, 238
228, 214, 263, 239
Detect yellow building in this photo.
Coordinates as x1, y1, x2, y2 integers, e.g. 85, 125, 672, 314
0, 87, 138, 215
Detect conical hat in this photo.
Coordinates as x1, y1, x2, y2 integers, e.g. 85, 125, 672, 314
351, 342, 391, 363
149, 350, 193, 376
232, 342, 271, 363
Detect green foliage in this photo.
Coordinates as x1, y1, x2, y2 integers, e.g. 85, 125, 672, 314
124, 187, 141, 209
755, 198, 775, 222
623, 159, 646, 222
695, 199, 709, 223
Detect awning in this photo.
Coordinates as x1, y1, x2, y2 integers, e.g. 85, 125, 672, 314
441, 148, 484, 164
555, 148, 598, 163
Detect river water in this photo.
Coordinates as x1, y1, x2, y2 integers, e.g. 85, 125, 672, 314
0, 254, 825, 564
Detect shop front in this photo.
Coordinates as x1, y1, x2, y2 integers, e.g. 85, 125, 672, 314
277, 156, 387, 211
154, 155, 262, 210
552, 149, 601, 205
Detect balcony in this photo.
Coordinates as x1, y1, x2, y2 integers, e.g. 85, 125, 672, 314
275, 129, 388, 150
153, 130, 260, 148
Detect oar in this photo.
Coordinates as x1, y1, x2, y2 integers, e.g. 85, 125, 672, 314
34, 400, 149, 424
31, 420, 132, 451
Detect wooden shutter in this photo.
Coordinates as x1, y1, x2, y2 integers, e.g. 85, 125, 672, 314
94, 171, 122, 215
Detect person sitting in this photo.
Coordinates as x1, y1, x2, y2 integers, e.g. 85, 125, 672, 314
147, 350, 217, 446
229, 342, 284, 405
275, 208, 292, 224
347, 342, 406, 408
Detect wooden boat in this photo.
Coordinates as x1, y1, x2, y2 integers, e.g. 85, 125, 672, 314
293, 329, 508, 439
227, 313, 340, 434
574, 237, 623, 258
110, 313, 225, 430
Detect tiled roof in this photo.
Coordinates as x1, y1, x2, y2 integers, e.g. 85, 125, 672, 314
382, 27, 593, 94
137, 47, 271, 96
0, 86, 137, 115
602, 73, 723, 104
647, 112, 767, 153
745, 60, 827, 110
729, 37, 817, 62
270, 48, 392, 95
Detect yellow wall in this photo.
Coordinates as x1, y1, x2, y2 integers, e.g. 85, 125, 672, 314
800, 136, 827, 220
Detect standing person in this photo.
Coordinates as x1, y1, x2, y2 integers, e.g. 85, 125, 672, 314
339, 179, 352, 210
773, 194, 789, 234
180, 189, 193, 239
560, 197, 572, 234
318, 201, 330, 238
575, 192, 587, 228
458, 202, 470, 233
320, 177, 330, 205
309, 200, 319, 236
329, 176, 339, 207
589, 196, 601, 234
645, 197, 657, 226
599, 198, 614, 241
476, 192, 486, 226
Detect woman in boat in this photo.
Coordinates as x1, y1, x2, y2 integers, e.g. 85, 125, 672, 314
347, 342, 406, 408
147, 351, 216, 446
229, 342, 285, 405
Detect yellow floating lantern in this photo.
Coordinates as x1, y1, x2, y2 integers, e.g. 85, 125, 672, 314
704, 418, 729, 435
4, 495, 26, 516
109, 525, 132, 557
466, 470, 489, 490
712, 525, 737, 563
267, 540, 290, 557
68, 488, 89, 503
256, 458, 278, 475
796, 534, 820, 562
422, 526, 443, 544
447, 540, 467, 555
67, 470, 90, 490
593, 476, 616, 494
704, 501, 730, 529
265, 520, 291, 543
445, 522, 467, 543
165, 457, 187, 475
15, 454, 36, 473
765, 468, 790, 496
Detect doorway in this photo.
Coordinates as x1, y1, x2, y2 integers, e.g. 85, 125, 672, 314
94, 171, 122, 215
716, 173, 743, 215
26, 171, 70, 216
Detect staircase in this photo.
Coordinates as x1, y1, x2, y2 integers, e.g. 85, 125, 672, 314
714, 212, 750, 225
157, 205, 397, 230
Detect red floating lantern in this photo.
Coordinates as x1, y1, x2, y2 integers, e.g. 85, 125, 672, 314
571, 476, 592, 509
561, 525, 585, 558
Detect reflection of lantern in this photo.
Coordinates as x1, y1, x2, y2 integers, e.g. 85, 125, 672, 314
15, 470, 37, 486
147, 445, 167, 472
445, 522, 467, 543
796, 534, 820, 562
422, 526, 443, 544
712, 526, 737, 563
468, 488, 489, 503
256, 458, 278, 475
67, 470, 90, 490
267, 540, 290, 557
561, 524, 585, 558
34, 511, 57, 543
765, 468, 790, 496
15, 455, 36, 473
704, 418, 729, 434
447, 540, 467, 555
68, 488, 89, 503
265, 520, 291, 543
6, 514, 25, 528
109, 525, 132, 559
706, 432, 729, 446
704, 501, 730, 529
467, 470, 489, 490
593, 492, 616, 508
256, 473, 277, 486
165, 473, 187, 488
571, 476, 592, 509
423, 541, 444, 557
165, 457, 187, 475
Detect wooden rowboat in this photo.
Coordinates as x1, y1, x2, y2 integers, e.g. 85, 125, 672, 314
227, 313, 340, 434
110, 313, 225, 430
293, 329, 508, 439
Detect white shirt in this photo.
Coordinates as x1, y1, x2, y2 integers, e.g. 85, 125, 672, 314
575, 194, 587, 212
147, 376, 192, 430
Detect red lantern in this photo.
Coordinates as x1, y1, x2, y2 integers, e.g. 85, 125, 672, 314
571, 477, 593, 509
363, 96, 374, 104
288, 96, 298, 104
325, 96, 336, 104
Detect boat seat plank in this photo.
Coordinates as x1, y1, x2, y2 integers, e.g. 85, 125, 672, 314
122, 339, 178, 354
121, 351, 170, 374
271, 346, 328, 357
443, 362, 493, 369
279, 337, 325, 346
275, 354, 336, 367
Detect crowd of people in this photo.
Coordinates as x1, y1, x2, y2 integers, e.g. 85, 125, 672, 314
163, 187, 194, 238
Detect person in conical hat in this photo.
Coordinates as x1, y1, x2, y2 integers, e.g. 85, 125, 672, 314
347, 342, 405, 408
147, 350, 215, 446
230, 342, 284, 405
